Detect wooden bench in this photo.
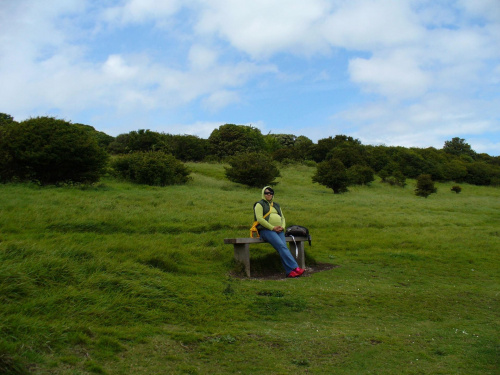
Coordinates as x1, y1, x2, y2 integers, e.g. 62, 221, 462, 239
224, 236, 308, 277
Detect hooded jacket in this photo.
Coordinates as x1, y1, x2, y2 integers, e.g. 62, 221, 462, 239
254, 186, 286, 231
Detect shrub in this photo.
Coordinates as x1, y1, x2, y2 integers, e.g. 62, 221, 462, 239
0, 116, 108, 184
224, 152, 280, 187
111, 152, 190, 186
312, 158, 348, 194
451, 185, 462, 194
347, 165, 375, 185
415, 174, 437, 198
380, 170, 407, 187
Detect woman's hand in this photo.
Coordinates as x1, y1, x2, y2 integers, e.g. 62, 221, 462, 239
273, 226, 284, 233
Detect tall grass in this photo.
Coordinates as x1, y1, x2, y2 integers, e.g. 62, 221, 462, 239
0, 163, 499, 374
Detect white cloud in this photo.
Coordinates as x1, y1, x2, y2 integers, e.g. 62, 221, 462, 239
102, 54, 139, 80
195, 0, 331, 58
102, 0, 181, 25
202, 90, 240, 112
458, 0, 500, 22
349, 50, 431, 99
322, 0, 423, 49
1, 0, 499, 154
188, 45, 218, 71
0, 1, 277, 119
334, 93, 500, 150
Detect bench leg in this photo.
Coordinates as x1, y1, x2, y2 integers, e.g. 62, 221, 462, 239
288, 241, 305, 269
234, 243, 251, 277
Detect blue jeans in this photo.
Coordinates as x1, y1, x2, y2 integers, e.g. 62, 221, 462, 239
259, 229, 299, 275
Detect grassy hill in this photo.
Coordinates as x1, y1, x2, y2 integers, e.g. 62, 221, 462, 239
1, 163, 499, 374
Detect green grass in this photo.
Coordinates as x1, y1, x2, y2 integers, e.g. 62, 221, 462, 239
1, 163, 499, 374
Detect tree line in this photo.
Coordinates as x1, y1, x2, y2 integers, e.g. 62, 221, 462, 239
1, 114, 499, 192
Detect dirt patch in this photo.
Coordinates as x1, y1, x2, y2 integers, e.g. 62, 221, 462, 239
231, 262, 339, 280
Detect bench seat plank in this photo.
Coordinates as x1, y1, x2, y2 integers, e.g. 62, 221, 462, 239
224, 236, 309, 244
224, 236, 309, 277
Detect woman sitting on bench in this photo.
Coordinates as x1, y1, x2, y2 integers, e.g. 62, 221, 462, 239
254, 186, 305, 278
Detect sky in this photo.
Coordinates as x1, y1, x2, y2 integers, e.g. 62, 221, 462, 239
1, 0, 499, 156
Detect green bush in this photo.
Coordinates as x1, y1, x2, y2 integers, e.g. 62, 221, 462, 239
347, 164, 375, 185
0, 116, 108, 184
379, 170, 407, 187
224, 152, 280, 187
312, 158, 348, 194
111, 152, 190, 186
415, 174, 437, 198
451, 185, 462, 194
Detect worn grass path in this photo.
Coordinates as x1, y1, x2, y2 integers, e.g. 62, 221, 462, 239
0, 163, 499, 374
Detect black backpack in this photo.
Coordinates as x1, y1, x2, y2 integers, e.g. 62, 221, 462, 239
285, 225, 311, 246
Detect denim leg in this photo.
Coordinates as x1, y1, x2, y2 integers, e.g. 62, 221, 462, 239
259, 229, 299, 275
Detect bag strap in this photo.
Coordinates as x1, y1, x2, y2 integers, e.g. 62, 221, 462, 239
263, 203, 273, 219
250, 203, 273, 237
289, 235, 298, 257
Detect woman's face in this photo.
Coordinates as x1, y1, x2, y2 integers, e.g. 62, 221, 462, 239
264, 190, 274, 201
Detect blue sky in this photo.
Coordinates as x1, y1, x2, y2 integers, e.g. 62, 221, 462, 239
1, 0, 499, 155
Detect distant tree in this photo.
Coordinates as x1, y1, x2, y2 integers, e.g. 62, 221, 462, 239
464, 162, 498, 185
393, 148, 427, 178
365, 145, 390, 172
390, 171, 407, 187
269, 133, 296, 148
0, 116, 108, 184
74, 123, 114, 149
293, 136, 314, 161
443, 137, 476, 159
264, 134, 282, 153
415, 174, 437, 198
312, 135, 361, 162
208, 124, 266, 159
270, 135, 314, 163
347, 165, 375, 185
108, 133, 130, 154
0, 113, 15, 125
271, 147, 296, 163
111, 151, 190, 186
108, 129, 169, 154
327, 144, 365, 168
378, 169, 390, 182
414, 147, 448, 181
312, 158, 348, 194
224, 152, 280, 187
379, 169, 406, 187
451, 185, 462, 194
442, 160, 468, 182
166, 134, 208, 161
379, 161, 400, 179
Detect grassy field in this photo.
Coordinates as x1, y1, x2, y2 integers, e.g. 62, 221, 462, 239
1, 163, 499, 374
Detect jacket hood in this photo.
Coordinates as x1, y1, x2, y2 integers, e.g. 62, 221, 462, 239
261, 186, 274, 202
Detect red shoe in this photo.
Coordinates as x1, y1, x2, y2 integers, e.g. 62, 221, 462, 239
287, 269, 302, 278
294, 267, 305, 276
